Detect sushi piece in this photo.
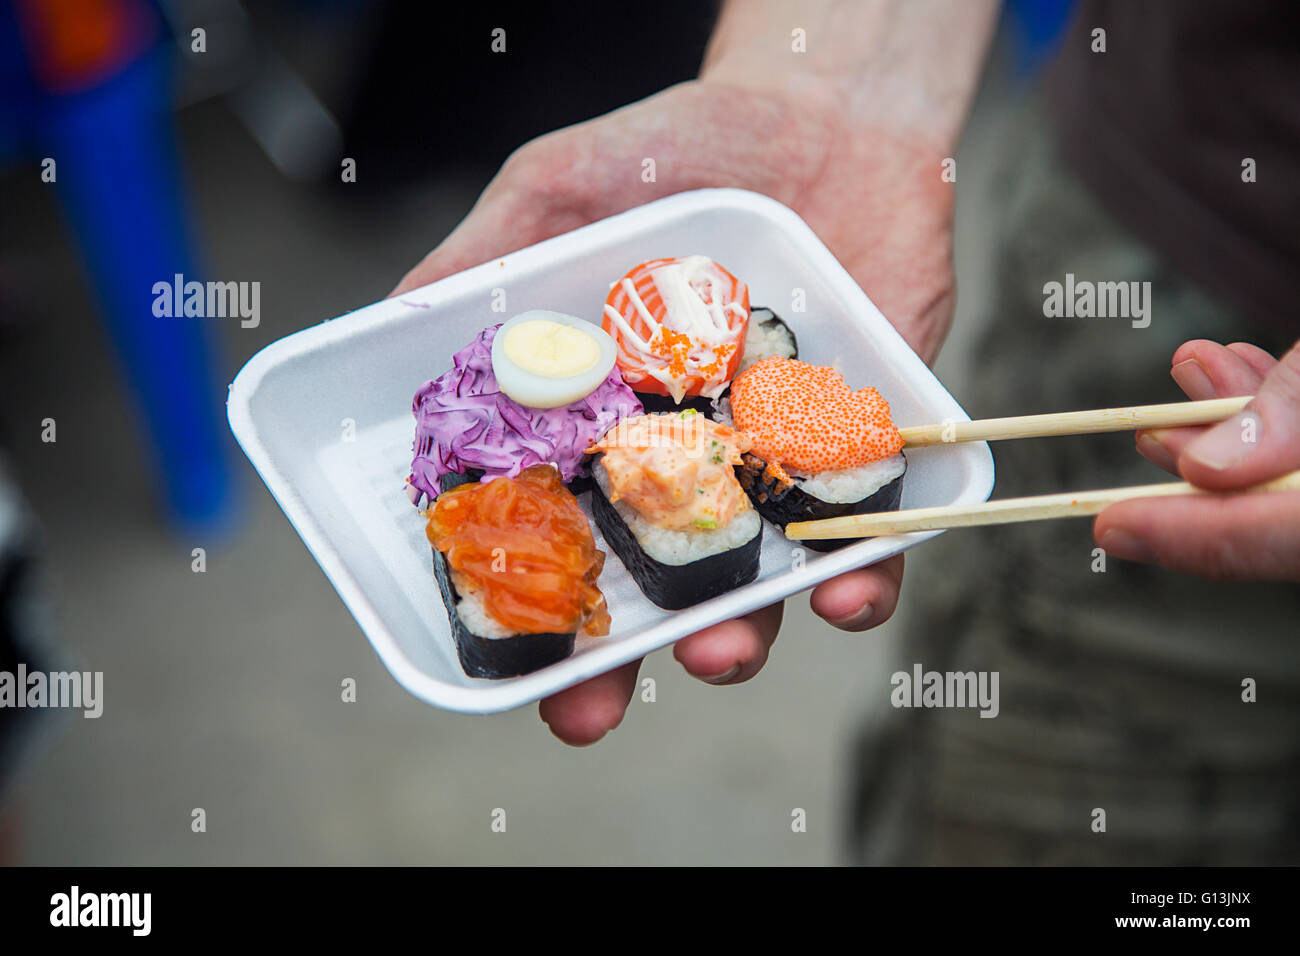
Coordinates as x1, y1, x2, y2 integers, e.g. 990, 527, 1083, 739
425, 464, 610, 678
737, 307, 798, 374
587, 412, 761, 609
602, 256, 750, 412
727, 356, 906, 552
407, 316, 642, 506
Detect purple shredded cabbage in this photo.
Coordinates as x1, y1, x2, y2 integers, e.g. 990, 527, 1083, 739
407, 324, 642, 505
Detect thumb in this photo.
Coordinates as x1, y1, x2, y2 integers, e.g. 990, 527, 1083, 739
388, 188, 550, 298
387, 142, 586, 298
1178, 339, 1300, 490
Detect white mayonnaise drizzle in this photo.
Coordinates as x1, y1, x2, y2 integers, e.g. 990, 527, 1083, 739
650, 256, 736, 347
606, 256, 747, 402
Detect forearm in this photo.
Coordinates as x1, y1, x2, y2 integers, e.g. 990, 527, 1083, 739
703, 0, 999, 154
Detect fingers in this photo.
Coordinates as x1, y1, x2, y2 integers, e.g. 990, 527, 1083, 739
389, 192, 552, 297
1169, 339, 1271, 398
808, 555, 905, 631
1178, 339, 1300, 490
539, 659, 641, 746
1102, 339, 1300, 581
1094, 490, 1300, 581
1138, 340, 1273, 475
537, 601, 786, 743
673, 602, 784, 685
1135, 429, 1189, 475
1226, 341, 1279, 377
538, 602, 786, 746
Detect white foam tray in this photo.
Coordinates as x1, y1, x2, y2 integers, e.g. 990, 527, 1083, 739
228, 189, 994, 713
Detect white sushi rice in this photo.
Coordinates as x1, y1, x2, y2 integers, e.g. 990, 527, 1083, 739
711, 394, 735, 425
791, 453, 907, 503
450, 572, 514, 639
737, 313, 797, 373
594, 462, 761, 566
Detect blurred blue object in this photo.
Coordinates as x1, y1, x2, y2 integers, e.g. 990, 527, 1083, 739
0, 2, 238, 534
1005, 0, 1075, 76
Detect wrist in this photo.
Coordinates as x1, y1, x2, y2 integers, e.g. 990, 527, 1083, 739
700, 0, 997, 157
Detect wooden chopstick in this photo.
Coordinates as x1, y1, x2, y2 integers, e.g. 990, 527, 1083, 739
898, 396, 1251, 448
784, 469, 1300, 541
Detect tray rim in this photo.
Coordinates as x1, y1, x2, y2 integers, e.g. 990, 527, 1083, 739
228, 187, 995, 714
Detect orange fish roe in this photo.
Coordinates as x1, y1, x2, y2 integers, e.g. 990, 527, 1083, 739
729, 356, 903, 472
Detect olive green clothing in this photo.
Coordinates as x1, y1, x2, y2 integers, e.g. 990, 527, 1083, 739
850, 100, 1300, 866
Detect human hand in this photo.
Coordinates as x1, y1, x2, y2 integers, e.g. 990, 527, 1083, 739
391, 77, 953, 742
1094, 338, 1300, 579
394, 2, 993, 743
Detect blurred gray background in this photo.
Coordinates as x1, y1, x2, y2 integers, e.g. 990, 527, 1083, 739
0, 1, 1024, 864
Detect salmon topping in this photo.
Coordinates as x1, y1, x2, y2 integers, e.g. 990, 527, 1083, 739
425, 465, 610, 637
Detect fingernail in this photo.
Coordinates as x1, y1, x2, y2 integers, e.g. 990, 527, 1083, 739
1099, 530, 1156, 563
830, 603, 874, 630
1171, 359, 1216, 400
1136, 432, 1175, 469
1185, 412, 1260, 471
701, 665, 741, 685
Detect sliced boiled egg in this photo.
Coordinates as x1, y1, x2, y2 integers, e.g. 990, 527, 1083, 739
491, 311, 618, 409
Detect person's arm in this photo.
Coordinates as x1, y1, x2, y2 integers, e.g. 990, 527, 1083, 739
393, 0, 999, 745
701, 0, 998, 360
705, 0, 996, 151
1095, 338, 1300, 579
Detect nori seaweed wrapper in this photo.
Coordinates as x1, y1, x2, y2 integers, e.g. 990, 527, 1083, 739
430, 470, 577, 679
633, 392, 718, 416
442, 466, 592, 497
439, 470, 482, 493
431, 547, 575, 679
735, 452, 905, 553
590, 471, 761, 610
